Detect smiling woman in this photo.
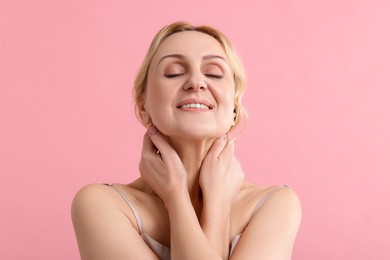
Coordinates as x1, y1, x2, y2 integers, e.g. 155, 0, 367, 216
144, 30, 237, 139
71, 21, 301, 260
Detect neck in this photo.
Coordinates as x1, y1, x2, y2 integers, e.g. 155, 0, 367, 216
167, 136, 214, 214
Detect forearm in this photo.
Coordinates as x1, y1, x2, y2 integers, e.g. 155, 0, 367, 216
201, 201, 231, 260
165, 192, 223, 260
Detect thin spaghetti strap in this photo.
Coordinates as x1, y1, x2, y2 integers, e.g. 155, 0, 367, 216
249, 185, 290, 221
104, 183, 144, 234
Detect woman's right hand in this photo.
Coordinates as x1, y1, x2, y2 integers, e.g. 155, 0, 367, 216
139, 126, 188, 204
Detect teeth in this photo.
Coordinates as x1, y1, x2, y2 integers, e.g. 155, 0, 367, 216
181, 103, 209, 109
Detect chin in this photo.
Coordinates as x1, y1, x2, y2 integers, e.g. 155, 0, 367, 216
162, 125, 230, 140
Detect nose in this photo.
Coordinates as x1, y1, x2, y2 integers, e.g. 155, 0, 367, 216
183, 74, 207, 91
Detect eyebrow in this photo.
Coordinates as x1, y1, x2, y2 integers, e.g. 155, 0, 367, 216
157, 54, 228, 66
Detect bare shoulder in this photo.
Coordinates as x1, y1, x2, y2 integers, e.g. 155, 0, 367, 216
71, 183, 132, 234
71, 181, 149, 230
230, 182, 302, 259
258, 184, 301, 219
71, 183, 128, 215
71, 183, 115, 215
71, 179, 151, 212
71, 182, 160, 260
238, 181, 301, 214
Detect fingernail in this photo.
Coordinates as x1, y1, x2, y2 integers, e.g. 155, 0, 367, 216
148, 125, 157, 135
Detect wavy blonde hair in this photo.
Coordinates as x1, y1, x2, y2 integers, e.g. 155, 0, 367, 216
133, 21, 248, 130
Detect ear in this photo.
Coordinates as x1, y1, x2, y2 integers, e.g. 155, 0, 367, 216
232, 107, 237, 125
139, 102, 151, 126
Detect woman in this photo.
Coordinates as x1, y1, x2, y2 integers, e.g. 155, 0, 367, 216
72, 21, 301, 260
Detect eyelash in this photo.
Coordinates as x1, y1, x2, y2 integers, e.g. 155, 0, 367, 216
164, 73, 184, 78
164, 73, 223, 79
205, 74, 223, 79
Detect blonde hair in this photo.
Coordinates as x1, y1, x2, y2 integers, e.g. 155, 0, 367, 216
133, 21, 248, 130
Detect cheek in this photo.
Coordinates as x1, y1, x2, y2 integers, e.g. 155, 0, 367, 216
144, 82, 173, 118
214, 85, 235, 110
213, 88, 236, 127
224, 90, 236, 119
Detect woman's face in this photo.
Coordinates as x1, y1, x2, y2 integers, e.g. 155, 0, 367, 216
144, 31, 236, 139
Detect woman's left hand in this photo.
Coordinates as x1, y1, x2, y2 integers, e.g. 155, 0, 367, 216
139, 126, 188, 204
199, 136, 244, 207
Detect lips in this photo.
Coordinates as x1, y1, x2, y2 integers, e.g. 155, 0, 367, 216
176, 98, 214, 109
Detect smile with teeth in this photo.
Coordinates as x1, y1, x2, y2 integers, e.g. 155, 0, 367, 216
180, 103, 210, 109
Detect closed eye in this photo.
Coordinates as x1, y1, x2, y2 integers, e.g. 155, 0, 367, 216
164, 73, 184, 78
205, 74, 223, 79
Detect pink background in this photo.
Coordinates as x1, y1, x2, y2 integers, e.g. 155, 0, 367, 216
1, 0, 389, 259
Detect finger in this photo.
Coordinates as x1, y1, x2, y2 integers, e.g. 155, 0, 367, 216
228, 138, 235, 153
142, 132, 159, 156
147, 126, 176, 156
206, 135, 228, 159
219, 137, 235, 158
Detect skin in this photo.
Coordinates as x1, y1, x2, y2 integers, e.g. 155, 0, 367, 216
71, 31, 302, 260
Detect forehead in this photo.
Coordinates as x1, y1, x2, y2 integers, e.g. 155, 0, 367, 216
152, 31, 227, 64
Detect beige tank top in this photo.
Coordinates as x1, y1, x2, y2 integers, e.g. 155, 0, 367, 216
105, 183, 289, 260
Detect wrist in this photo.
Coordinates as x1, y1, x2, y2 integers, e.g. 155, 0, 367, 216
202, 194, 233, 211
202, 200, 232, 220
163, 189, 191, 211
